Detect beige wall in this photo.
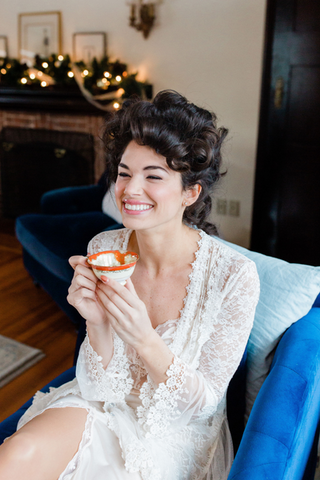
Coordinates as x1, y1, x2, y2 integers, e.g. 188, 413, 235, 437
0, 0, 267, 247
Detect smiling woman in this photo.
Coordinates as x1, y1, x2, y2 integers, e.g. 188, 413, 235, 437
0, 90, 260, 480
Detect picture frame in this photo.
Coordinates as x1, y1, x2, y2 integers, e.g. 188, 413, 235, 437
18, 11, 62, 66
0, 36, 8, 58
73, 32, 107, 64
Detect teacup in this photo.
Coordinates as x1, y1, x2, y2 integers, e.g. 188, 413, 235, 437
87, 250, 139, 285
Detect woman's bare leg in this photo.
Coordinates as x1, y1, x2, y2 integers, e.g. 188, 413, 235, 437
0, 407, 88, 480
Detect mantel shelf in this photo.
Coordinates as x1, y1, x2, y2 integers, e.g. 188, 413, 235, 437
0, 86, 109, 116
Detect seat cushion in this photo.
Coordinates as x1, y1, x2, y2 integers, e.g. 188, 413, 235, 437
16, 212, 116, 282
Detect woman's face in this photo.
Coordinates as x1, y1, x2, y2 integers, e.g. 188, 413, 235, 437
114, 140, 189, 233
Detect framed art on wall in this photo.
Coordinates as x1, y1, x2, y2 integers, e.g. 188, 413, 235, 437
0, 36, 8, 58
19, 11, 62, 66
73, 32, 106, 64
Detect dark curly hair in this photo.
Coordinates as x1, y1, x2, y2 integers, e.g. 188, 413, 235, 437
102, 90, 228, 235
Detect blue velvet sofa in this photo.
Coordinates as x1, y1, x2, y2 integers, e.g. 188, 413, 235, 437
4, 183, 320, 479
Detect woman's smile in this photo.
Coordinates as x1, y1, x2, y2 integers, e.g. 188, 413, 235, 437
123, 199, 154, 214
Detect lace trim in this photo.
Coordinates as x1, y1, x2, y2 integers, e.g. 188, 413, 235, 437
102, 410, 162, 480
137, 356, 192, 438
83, 333, 134, 403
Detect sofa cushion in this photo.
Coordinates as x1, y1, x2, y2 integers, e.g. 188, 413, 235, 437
217, 238, 320, 419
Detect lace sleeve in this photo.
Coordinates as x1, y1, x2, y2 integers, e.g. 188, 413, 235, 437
76, 333, 133, 404
137, 260, 260, 437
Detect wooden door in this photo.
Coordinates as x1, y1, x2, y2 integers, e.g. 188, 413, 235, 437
251, 0, 320, 265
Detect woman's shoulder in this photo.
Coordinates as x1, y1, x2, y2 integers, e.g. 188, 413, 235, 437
87, 228, 132, 255
200, 231, 259, 286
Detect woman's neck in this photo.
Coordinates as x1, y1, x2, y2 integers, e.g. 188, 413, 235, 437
128, 224, 200, 276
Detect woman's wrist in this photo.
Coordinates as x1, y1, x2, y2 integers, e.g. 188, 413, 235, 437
135, 330, 174, 385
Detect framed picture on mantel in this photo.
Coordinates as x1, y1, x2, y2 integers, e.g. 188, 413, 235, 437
0, 36, 8, 58
19, 11, 62, 66
73, 32, 106, 64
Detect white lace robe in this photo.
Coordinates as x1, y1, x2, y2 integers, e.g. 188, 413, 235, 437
17, 228, 260, 480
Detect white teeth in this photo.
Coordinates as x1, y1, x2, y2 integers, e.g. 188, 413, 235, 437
125, 203, 153, 211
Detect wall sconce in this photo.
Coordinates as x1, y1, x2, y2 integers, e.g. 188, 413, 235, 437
129, 1, 158, 39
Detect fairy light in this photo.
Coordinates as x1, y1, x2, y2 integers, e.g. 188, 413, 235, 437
115, 75, 122, 82
42, 62, 49, 68
118, 88, 125, 96
6, 63, 11, 69
68, 71, 74, 78
113, 102, 120, 110
83, 69, 89, 76
41, 81, 47, 87
58, 55, 64, 61
29, 73, 36, 80
122, 71, 128, 77
101, 78, 110, 85
38, 71, 43, 77
21, 77, 27, 84
1, 68, 6, 75
104, 71, 111, 78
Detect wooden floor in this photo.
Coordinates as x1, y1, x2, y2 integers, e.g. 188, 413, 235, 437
0, 218, 78, 422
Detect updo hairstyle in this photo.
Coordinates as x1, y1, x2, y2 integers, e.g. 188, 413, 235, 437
103, 90, 228, 235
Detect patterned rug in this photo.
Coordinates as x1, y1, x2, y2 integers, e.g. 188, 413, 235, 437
0, 335, 45, 388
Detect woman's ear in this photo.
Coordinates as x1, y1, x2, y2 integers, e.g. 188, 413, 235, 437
184, 184, 202, 207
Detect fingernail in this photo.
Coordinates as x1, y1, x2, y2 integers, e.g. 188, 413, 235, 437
101, 275, 109, 283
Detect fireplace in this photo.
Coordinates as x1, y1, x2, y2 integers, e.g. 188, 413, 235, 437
0, 93, 107, 218
0, 127, 97, 217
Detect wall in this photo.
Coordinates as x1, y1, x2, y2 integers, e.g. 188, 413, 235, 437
0, 0, 267, 247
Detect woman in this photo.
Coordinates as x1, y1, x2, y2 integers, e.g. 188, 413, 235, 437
0, 90, 259, 480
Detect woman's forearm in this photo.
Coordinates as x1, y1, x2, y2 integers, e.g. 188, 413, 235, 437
86, 322, 114, 369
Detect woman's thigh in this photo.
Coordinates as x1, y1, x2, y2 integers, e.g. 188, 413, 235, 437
0, 407, 88, 480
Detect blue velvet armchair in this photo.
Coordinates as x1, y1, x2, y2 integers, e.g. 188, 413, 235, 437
2, 183, 320, 479
1, 300, 319, 479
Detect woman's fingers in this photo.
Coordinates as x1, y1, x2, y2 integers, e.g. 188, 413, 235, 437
69, 255, 90, 270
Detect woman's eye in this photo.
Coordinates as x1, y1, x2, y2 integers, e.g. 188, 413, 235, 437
147, 176, 162, 180
118, 172, 130, 178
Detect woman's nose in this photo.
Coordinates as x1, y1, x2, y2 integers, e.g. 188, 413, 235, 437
124, 176, 143, 195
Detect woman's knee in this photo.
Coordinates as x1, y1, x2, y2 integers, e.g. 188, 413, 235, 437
1, 431, 40, 464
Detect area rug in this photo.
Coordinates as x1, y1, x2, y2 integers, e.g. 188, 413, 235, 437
0, 335, 45, 388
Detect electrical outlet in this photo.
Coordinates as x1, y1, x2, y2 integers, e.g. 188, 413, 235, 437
216, 198, 227, 215
229, 200, 240, 217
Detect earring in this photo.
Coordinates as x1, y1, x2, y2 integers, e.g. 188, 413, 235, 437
184, 201, 188, 206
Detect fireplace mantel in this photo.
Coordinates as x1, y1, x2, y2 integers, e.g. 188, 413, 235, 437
0, 86, 109, 115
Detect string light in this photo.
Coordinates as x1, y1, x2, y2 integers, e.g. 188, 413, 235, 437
113, 102, 120, 110
115, 75, 122, 82
68, 71, 74, 78
41, 81, 47, 87
42, 62, 49, 68
82, 69, 89, 77
101, 78, 110, 85
58, 55, 64, 61
122, 71, 128, 77
21, 77, 27, 84
1, 68, 6, 75
38, 71, 43, 77
104, 71, 111, 78
29, 73, 36, 80
6, 63, 11, 69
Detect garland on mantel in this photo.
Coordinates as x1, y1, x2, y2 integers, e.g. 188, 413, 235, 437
0, 54, 152, 111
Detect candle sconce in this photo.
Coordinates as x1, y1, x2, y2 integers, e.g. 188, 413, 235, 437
129, 1, 158, 39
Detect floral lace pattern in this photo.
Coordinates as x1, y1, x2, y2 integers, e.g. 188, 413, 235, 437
82, 228, 260, 479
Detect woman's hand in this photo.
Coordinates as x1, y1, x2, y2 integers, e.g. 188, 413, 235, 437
96, 277, 155, 351
67, 255, 109, 326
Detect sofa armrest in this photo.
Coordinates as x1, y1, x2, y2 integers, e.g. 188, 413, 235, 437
41, 184, 105, 215
228, 308, 320, 480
